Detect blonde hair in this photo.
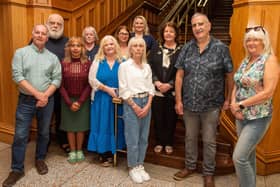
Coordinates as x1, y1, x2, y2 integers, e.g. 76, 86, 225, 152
82, 26, 99, 42
132, 15, 149, 35
94, 35, 122, 62
128, 37, 147, 64
64, 37, 88, 63
243, 26, 273, 58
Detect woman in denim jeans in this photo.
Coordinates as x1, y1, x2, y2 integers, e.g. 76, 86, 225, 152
230, 26, 280, 187
118, 37, 154, 184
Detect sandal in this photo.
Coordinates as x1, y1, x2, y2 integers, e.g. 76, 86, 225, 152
101, 158, 112, 167
60, 144, 71, 153
165, 146, 173, 155
154, 145, 163, 153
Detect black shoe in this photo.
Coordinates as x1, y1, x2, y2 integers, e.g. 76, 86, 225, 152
60, 144, 70, 153
35, 160, 48, 175
2, 171, 24, 187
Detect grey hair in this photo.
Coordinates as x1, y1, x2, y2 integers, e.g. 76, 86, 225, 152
191, 12, 210, 23
82, 26, 99, 41
47, 13, 64, 26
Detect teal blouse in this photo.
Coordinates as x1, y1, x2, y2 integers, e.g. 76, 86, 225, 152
234, 54, 272, 120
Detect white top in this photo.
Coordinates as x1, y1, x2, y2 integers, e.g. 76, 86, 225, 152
88, 59, 101, 101
118, 58, 155, 100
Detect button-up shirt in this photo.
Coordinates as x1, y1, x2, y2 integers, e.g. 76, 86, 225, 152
118, 58, 155, 100
12, 43, 61, 95
175, 36, 233, 112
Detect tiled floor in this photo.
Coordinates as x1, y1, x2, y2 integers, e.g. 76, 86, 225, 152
0, 141, 280, 186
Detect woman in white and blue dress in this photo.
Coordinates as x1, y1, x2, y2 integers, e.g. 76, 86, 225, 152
88, 35, 126, 167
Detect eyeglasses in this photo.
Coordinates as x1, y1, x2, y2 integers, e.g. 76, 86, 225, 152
245, 26, 266, 34
119, 32, 129, 36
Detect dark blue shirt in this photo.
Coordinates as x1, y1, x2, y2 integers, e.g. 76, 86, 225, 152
130, 32, 157, 52
86, 44, 99, 62
46, 36, 68, 61
175, 36, 233, 112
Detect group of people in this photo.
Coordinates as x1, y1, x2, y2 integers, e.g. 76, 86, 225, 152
2, 11, 279, 187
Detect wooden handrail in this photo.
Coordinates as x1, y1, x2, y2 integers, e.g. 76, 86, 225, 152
197, 0, 209, 7
176, 0, 196, 27
98, 0, 160, 38
158, 0, 186, 29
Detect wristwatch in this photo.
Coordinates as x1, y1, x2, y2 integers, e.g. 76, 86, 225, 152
238, 102, 245, 110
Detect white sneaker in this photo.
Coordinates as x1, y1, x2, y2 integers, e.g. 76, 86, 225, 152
138, 165, 151, 181
129, 167, 143, 184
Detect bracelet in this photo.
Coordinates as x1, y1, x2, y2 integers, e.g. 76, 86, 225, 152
127, 98, 135, 107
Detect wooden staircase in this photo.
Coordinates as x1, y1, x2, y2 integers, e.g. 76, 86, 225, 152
144, 0, 235, 175
108, 0, 235, 175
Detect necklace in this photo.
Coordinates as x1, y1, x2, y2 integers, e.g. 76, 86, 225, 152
158, 44, 181, 57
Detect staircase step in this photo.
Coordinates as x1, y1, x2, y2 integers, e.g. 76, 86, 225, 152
145, 117, 235, 175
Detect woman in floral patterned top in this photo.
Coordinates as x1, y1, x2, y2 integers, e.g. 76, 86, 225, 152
230, 26, 280, 187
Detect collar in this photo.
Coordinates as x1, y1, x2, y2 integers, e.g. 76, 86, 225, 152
31, 43, 45, 53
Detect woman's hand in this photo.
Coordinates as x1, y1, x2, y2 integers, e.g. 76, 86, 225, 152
104, 86, 118, 98
230, 102, 244, 120
155, 81, 172, 93
158, 83, 172, 93
70, 102, 80, 112
131, 102, 150, 118
234, 111, 244, 120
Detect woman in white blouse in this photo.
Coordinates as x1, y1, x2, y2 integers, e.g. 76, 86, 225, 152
118, 37, 154, 184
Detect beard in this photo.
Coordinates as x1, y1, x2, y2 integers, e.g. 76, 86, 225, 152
48, 28, 64, 39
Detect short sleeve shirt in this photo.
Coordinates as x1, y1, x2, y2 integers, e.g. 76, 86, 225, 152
234, 54, 272, 120
175, 36, 233, 112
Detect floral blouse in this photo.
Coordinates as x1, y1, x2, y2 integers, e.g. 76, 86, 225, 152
234, 54, 272, 120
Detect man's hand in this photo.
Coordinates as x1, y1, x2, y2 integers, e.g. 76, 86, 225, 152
222, 100, 230, 110
175, 101, 184, 115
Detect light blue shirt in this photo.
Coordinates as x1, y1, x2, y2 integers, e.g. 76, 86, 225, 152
12, 43, 61, 95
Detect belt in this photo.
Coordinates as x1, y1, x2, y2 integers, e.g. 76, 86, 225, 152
132, 92, 149, 98
20, 93, 36, 99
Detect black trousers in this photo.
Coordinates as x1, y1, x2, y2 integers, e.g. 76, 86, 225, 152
53, 90, 68, 145
152, 96, 177, 146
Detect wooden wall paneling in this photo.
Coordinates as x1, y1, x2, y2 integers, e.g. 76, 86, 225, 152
72, 12, 85, 37
71, 0, 91, 11
109, 0, 115, 20
0, 3, 29, 143
88, 6, 96, 27
63, 17, 71, 37
99, 0, 105, 30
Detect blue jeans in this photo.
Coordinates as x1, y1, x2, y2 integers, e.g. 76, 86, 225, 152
233, 116, 271, 187
11, 94, 54, 172
183, 108, 220, 175
123, 97, 151, 168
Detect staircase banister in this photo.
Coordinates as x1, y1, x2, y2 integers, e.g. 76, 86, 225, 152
177, 0, 196, 27
158, 0, 186, 29
159, 0, 172, 11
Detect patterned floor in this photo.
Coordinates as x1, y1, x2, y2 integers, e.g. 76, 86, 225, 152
0, 141, 279, 187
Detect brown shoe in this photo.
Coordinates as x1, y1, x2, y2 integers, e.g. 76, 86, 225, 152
35, 160, 48, 175
2, 171, 24, 187
204, 175, 215, 187
173, 168, 195, 181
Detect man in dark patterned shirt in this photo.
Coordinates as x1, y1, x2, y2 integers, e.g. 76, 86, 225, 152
173, 12, 233, 187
